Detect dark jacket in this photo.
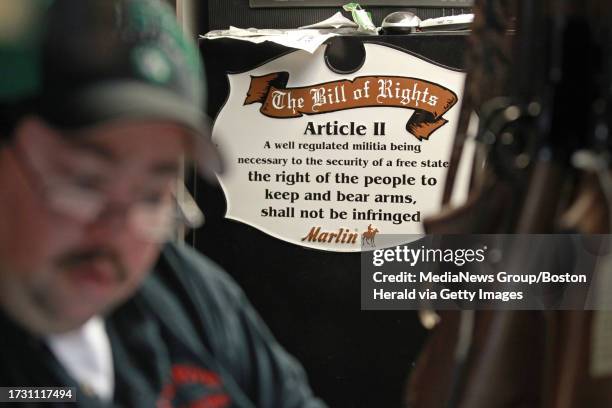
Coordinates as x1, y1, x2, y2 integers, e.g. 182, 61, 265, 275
0, 243, 327, 408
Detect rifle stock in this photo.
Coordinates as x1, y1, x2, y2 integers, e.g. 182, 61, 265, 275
407, 1, 612, 408
424, 181, 513, 234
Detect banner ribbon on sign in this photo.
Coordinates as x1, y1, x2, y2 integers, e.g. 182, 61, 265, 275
244, 72, 459, 141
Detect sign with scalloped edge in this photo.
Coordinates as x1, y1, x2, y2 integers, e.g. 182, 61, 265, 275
212, 43, 466, 252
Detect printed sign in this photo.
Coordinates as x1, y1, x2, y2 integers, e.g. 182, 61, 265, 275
212, 43, 466, 251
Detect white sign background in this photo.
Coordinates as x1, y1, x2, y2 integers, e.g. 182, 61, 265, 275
213, 43, 466, 251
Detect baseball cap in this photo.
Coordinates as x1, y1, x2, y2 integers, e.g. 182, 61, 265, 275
0, 0, 222, 180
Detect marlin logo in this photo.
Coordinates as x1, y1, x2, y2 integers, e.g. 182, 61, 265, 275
301, 227, 358, 244
361, 224, 379, 247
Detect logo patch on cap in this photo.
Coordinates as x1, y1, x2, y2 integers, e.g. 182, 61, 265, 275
132, 44, 172, 85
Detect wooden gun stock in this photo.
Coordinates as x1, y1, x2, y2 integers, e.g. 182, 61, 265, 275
424, 181, 514, 235
406, 310, 546, 408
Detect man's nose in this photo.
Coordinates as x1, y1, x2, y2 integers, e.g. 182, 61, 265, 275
84, 203, 134, 243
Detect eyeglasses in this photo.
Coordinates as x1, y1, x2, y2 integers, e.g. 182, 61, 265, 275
11, 133, 205, 243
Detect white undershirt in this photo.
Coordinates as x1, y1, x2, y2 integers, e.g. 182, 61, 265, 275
46, 317, 115, 402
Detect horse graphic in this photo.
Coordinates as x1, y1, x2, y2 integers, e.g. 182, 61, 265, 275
362, 224, 379, 247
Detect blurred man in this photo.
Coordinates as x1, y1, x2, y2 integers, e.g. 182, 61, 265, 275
0, 1, 326, 407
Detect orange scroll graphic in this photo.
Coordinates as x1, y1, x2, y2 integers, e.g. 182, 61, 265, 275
244, 72, 459, 141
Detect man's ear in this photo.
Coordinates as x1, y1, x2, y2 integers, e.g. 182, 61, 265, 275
12, 116, 62, 163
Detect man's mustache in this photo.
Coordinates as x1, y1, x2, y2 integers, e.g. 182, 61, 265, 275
55, 249, 127, 282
